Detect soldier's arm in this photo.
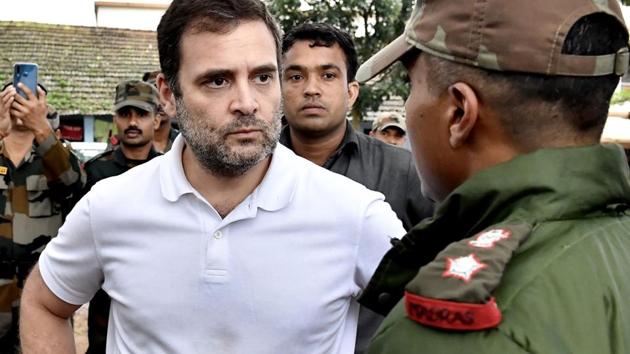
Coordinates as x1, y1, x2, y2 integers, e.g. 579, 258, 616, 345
369, 306, 530, 354
37, 133, 86, 206
20, 264, 80, 354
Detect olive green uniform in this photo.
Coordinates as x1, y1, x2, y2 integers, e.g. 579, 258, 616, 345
83, 146, 160, 354
361, 145, 630, 354
0, 134, 85, 353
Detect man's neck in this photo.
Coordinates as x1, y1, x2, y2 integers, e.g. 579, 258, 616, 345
3, 130, 35, 166
288, 122, 347, 166
120, 142, 153, 161
181, 144, 271, 218
153, 121, 171, 153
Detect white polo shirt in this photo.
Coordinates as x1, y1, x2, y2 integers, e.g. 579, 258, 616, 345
39, 135, 405, 354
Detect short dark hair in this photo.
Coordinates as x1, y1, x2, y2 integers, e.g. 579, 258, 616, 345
282, 23, 358, 82
422, 13, 629, 149
142, 71, 160, 82
157, 0, 282, 97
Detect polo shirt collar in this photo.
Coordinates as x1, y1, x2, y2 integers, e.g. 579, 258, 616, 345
252, 143, 296, 212
160, 135, 296, 212
160, 135, 196, 202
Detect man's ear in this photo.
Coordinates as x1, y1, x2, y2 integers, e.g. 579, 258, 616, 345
152, 114, 161, 131
447, 82, 479, 149
347, 81, 360, 108
157, 73, 176, 118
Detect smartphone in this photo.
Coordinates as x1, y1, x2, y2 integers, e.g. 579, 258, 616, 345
13, 62, 39, 99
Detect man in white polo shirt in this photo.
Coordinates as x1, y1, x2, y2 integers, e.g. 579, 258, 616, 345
18, 0, 405, 353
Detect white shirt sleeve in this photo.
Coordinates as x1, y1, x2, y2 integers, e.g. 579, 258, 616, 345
38, 193, 103, 305
353, 196, 406, 296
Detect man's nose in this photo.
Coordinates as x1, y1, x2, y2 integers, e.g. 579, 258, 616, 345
230, 82, 259, 116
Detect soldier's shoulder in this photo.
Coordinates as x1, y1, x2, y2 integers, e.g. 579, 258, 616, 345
404, 222, 533, 332
84, 149, 115, 167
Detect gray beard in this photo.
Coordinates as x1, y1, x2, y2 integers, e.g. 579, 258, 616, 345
175, 97, 281, 177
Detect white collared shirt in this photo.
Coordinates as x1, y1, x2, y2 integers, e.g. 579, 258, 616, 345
39, 135, 405, 354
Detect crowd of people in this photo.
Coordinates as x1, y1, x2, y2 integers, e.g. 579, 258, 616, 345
0, 0, 628, 353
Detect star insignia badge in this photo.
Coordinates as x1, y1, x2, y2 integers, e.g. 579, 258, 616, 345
443, 254, 487, 283
469, 229, 511, 249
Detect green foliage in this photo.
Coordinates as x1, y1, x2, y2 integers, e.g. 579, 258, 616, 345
612, 89, 630, 105
269, 0, 413, 123
622, 0, 630, 5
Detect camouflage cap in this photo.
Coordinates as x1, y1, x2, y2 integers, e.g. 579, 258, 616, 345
357, 0, 630, 83
113, 80, 159, 113
372, 113, 406, 133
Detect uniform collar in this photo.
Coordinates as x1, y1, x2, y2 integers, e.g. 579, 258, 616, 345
0, 140, 36, 166
160, 135, 295, 213
113, 145, 160, 167
431, 144, 630, 237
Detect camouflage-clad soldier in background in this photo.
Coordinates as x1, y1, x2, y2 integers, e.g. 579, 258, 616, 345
83, 80, 161, 354
142, 71, 179, 153
356, 0, 630, 353
0, 83, 84, 353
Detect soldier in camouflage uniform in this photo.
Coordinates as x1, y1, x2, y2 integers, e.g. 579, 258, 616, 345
0, 83, 84, 353
142, 71, 179, 153
356, 0, 630, 353
83, 79, 161, 354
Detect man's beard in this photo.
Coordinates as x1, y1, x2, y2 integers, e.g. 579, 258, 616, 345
175, 97, 281, 177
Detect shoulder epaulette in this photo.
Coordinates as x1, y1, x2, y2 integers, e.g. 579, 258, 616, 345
84, 149, 114, 166
404, 222, 532, 331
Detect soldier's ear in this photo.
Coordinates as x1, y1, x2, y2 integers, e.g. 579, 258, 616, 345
447, 82, 479, 149
152, 114, 160, 131
156, 74, 176, 118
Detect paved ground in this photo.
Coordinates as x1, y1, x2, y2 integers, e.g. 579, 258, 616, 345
73, 304, 89, 353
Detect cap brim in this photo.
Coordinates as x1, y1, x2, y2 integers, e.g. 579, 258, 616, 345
114, 100, 154, 113
356, 35, 414, 83
380, 123, 406, 133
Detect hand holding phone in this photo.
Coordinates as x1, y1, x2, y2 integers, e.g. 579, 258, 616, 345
11, 84, 50, 142
13, 63, 38, 99
0, 86, 15, 138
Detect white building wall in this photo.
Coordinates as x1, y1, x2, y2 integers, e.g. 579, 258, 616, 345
0, 0, 96, 26
96, 7, 166, 30
0, 0, 172, 30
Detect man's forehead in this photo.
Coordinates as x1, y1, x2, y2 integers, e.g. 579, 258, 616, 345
179, 22, 278, 74
283, 41, 347, 68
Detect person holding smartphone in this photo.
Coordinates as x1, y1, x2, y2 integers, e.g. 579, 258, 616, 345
0, 82, 84, 353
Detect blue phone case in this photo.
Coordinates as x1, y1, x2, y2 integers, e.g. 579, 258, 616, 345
13, 62, 39, 99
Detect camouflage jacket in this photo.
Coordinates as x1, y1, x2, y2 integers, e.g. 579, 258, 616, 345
0, 133, 85, 337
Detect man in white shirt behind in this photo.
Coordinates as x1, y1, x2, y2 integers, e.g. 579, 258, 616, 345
18, 0, 405, 353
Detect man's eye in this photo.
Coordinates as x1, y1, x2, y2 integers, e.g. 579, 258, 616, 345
207, 78, 228, 88
255, 73, 273, 84
287, 74, 303, 81
323, 72, 336, 80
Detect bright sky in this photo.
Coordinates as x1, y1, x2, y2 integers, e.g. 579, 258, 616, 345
0, 0, 172, 28
0, 0, 628, 29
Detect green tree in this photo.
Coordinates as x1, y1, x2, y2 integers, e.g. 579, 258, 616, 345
269, 0, 413, 128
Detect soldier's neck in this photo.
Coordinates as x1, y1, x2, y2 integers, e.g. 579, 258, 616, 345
3, 131, 35, 166
120, 142, 153, 161
153, 121, 171, 153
